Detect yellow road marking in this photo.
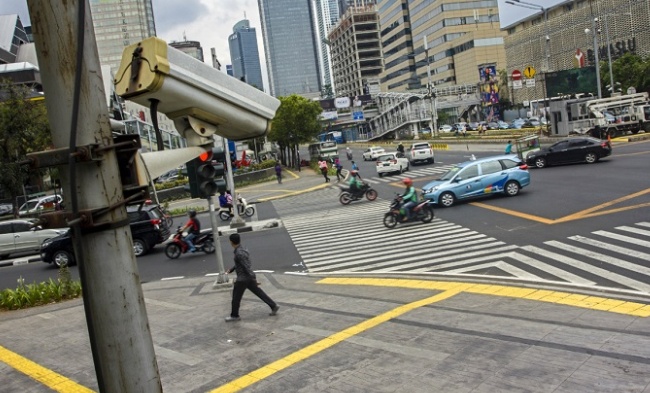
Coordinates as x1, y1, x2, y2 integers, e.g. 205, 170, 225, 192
0, 345, 94, 393
256, 183, 330, 202
317, 277, 650, 317
210, 287, 465, 393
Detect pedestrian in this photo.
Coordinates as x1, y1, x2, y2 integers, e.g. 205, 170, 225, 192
350, 160, 362, 180
225, 233, 279, 322
318, 159, 330, 183
505, 140, 513, 154
274, 161, 282, 184
334, 157, 344, 182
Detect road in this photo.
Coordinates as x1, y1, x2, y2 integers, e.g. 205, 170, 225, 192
2, 140, 649, 296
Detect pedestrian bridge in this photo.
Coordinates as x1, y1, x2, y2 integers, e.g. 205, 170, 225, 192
364, 84, 482, 141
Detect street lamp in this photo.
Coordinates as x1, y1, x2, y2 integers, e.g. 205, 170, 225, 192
422, 36, 438, 138
585, 19, 603, 99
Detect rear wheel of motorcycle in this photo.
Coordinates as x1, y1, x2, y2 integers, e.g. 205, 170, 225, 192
339, 192, 352, 205
383, 214, 398, 228
202, 240, 215, 254
421, 206, 434, 223
244, 206, 255, 217
219, 211, 231, 221
365, 189, 378, 201
164, 243, 182, 259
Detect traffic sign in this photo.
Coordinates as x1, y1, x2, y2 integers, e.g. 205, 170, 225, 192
524, 66, 536, 79
511, 69, 522, 80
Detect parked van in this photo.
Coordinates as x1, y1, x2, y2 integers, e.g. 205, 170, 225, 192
18, 195, 63, 216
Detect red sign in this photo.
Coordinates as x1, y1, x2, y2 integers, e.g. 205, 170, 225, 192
511, 70, 522, 80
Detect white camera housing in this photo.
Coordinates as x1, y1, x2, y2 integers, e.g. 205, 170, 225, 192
114, 37, 280, 142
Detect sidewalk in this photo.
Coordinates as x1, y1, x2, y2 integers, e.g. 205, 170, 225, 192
1, 274, 649, 392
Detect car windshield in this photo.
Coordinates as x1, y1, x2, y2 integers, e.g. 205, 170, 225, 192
439, 166, 461, 181
20, 201, 39, 211
377, 154, 394, 161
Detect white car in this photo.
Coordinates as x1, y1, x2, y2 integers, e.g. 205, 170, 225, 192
18, 195, 63, 216
0, 219, 66, 259
438, 124, 453, 132
375, 152, 410, 177
362, 146, 386, 161
408, 142, 435, 164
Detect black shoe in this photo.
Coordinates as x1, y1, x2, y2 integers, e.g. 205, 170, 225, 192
270, 305, 279, 316
225, 316, 241, 322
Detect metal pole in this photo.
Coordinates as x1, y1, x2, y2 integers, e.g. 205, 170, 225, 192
208, 196, 229, 286
223, 139, 245, 227
424, 36, 436, 137
591, 18, 603, 99
604, 16, 615, 95
26, 1, 161, 391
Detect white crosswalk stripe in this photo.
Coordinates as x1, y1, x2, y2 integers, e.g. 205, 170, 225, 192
274, 190, 650, 294
362, 164, 455, 184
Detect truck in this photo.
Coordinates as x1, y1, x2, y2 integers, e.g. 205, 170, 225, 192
549, 92, 650, 138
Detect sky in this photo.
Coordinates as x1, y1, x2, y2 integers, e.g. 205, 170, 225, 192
1, 0, 564, 93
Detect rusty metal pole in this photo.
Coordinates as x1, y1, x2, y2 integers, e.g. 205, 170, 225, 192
26, 1, 162, 391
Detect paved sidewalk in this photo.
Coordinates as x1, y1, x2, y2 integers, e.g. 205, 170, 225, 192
1, 274, 650, 392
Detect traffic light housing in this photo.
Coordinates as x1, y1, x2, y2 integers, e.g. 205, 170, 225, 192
186, 148, 226, 199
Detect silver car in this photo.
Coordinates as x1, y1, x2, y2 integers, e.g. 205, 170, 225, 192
0, 220, 66, 259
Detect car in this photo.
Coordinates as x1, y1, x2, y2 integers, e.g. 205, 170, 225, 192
18, 195, 63, 216
408, 142, 435, 164
438, 124, 453, 133
487, 121, 499, 130
520, 121, 537, 129
422, 155, 531, 207
0, 203, 13, 215
40, 204, 172, 267
525, 137, 612, 168
362, 146, 386, 161
510, 118, 526, 129
375, 152, 410, 177
468, 122, 480, 131
0, 219, 66, 260
497, 121, 510, 129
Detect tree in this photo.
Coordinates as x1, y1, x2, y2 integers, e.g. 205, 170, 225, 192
0, 81, 52, 213
609, 53, 650, 96
268, 94, 323, 168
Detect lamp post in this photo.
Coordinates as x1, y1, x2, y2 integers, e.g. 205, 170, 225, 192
423, 36, 438, 138
585, 19, 603, 99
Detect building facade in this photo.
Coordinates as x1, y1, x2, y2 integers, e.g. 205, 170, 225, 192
312, 0, 340, 94
378, 0, 506, 93
258, 0, 322, 98
504, 0, 650, 105
329, 4, 383, 97
0, 14, 30, 64
228, 19, 264, 90
169, 40, 204, 62
89, 0, 156, 72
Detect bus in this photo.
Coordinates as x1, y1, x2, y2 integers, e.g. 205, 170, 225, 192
308, 141, 338, 161
320, 131, 344, 144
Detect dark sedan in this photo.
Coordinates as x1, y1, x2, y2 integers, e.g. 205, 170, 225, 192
525, 137, 612, 168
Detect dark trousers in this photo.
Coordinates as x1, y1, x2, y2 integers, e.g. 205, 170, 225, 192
336, 168, 343, 181
321, 168, 329, 182
231, 279, 276, 318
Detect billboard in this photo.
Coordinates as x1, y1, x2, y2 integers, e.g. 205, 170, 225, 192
545, 67, 598, 98
319, 94, 373, 110
478, 64, 499, 106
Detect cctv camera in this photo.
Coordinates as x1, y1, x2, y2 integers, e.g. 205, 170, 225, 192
114, 37, 280, 143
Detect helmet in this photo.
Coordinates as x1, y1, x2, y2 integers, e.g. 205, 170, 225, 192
350, 169, 358, 175
402, 178, 413, 186
188, 209, 197, 218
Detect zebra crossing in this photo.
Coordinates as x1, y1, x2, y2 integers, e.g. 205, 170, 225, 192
358, 164, 455, 184
272, 188, 650, 294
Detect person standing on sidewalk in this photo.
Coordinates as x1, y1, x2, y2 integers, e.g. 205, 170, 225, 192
274, 161, 282, 184
505, 140, 513, 154
318, 159, 330, 183
225, 233, 279, 321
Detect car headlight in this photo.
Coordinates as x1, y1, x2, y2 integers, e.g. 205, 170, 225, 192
41, 241, 52, 249
423, 186, 439, 194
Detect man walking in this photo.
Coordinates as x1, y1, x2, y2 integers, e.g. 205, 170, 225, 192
274, 161, 282, 184
225, 233, 279, 321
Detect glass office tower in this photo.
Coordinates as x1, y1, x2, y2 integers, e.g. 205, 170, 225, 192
228, 19, 264, 91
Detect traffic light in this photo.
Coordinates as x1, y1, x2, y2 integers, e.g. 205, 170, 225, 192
186, 148, 226, 199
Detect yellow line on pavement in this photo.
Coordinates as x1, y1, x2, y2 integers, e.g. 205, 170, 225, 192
210, 287, 465, 393
555, 188, 650, 222
0, 345, 94, 393
316, 277, 650, 317
256, 183, 330, 201
470, 202, 556, 224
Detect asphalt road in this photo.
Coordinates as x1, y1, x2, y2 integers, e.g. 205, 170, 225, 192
2, 140, 649, 294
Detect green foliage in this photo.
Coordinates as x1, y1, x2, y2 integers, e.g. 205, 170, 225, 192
268, 94, 323, 146
0, 80, 52, 203
608, 53, 650, 96
154, 178, 189, 191
0, 268, 82, 311
248, 159, 277, 171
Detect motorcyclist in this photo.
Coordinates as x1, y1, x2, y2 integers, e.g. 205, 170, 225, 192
346, 147, 353, 160
400, 178, 418, 221
181, 210, 201, 252
347, 169, 363, 197
219, 191, 233, 217
397, 143, 405, 154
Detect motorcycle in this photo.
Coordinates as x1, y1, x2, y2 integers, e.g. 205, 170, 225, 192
383, 194, 434, 228
346, 150, 353, 160
164, 227, 216, 259
218, 195, 255, 221
339, 182, 378, 205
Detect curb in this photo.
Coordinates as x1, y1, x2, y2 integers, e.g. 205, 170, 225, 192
0, 256, 42, 268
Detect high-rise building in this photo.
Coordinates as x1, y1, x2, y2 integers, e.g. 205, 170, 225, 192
226, 65, 234, 76
169, 40, 204, 62
228, 19, 264, 90
90, 0, 156, 71
338, 0, 377, 17
378, 0, 506, 92
312, 0, 340, 95
0, 14, 30, 64
258, 0, 322, 98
